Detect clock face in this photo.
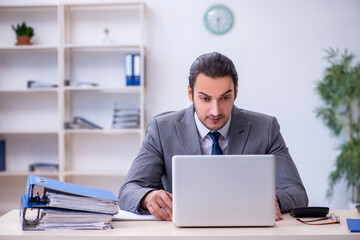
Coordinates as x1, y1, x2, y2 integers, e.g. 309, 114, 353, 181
204, 5, 233, 35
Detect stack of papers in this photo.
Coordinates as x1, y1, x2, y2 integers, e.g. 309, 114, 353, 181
37, 209, 113, 230
46, 192, 119, 214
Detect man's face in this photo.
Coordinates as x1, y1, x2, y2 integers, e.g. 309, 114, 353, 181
188, 73, 237, 130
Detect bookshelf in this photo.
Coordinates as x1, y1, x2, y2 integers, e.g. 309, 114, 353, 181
0, 2, 146, 212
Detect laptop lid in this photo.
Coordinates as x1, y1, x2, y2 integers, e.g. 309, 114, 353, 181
172, 155, 275, 227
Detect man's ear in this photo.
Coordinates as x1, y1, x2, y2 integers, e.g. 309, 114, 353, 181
188, 85, 194, 102
234, 83, 238, 100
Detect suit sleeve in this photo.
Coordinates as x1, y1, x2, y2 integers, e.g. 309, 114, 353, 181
118, 118, 165, 214
267, 117, 309, 212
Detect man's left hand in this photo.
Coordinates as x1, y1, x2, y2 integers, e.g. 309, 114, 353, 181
275, 197, 282, 221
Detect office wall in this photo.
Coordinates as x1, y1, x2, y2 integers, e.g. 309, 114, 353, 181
3, 0, 360, 209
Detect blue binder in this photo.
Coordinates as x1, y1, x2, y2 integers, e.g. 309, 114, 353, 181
125, 54, 134, 86
133, 54, 140, 86
25, 175, 118, 209
125, 53, 141, 86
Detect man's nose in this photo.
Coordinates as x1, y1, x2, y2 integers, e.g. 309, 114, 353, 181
209, 100, 220, 116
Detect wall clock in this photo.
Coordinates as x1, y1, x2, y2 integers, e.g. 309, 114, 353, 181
204, 4, 234, 35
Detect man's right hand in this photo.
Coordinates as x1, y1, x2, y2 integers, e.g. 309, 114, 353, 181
140, 190, 173, 221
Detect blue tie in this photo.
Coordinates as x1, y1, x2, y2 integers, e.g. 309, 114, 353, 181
209, 131, 223, 155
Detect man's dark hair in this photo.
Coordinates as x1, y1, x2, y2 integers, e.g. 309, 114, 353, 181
188, 52, 238, 96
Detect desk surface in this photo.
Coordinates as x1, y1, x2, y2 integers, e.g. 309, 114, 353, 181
0, 210, 360, 240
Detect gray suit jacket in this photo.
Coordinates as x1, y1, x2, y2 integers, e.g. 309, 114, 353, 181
119, 105, 308, 213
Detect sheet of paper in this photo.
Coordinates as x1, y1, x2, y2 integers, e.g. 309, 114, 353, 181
113, 209, 162, 221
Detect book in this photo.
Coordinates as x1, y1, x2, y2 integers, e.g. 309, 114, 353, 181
0, 140, 5, 171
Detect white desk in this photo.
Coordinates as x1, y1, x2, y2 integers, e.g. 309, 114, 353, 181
0, 210, 359, 240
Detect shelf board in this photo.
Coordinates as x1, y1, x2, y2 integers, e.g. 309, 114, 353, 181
64, 43, 141, 51
64, 171, 127, 177
63, 86, 141, 92
64, 128, 141, 134
65, 2, 143, 8
0, 130, 58, 134
0, 171, 58, 177
0, 45, 58, 51
63, 170, 127, 177
0, 88, 58, 93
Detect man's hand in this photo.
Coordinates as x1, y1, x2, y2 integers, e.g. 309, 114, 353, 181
275, 197, 282, 221
140, 190, 173, 221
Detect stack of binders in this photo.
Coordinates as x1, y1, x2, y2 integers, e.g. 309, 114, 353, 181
112, 108, 140, 129
20, 175, 119, 230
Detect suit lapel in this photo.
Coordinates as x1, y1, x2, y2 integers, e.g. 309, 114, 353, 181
175, 106, 202, 155
227, 107, 252, 154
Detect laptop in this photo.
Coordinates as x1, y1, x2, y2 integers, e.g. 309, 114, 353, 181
172, 155, 275, 227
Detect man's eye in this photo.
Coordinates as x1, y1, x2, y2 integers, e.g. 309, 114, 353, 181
222, 96, 231, 101
200, 97, 209, 101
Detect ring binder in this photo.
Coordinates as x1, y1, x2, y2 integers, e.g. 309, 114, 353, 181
21, 175, 119, 230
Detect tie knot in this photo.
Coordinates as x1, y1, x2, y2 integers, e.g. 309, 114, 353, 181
209, 131, 221, 142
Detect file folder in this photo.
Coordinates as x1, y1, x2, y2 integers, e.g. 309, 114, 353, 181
125, 53, 141, 86
20, 195, 113, 230
125, 54, 134, 86
25, 175, 119, 214
133, 54, 140, 86
347, 219, 360, 232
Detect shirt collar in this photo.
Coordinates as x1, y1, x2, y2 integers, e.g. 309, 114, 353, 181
194, 112, 231, 140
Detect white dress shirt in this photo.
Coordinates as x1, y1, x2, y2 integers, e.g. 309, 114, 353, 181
194, 112, 231, 155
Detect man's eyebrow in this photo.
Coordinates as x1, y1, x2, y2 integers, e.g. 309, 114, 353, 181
197, 91, 210, 97
221, 89, 232, 96
197, 89, 233, 97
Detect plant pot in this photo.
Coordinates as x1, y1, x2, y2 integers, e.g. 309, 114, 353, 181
16, 36, 32, 45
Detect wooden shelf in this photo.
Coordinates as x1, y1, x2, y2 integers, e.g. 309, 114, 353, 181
0, 130, 58, 134
63, 170, 127, 177
64, 128, 141, 134
64, 44, 141, 50
0, 2, 146, 213
63, 86, 141, 92
0, 88, 58, 93
0, 171, 58, 177
0, 45, 58, 51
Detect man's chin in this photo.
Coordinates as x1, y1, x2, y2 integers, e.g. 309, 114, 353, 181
204, 122, 225, 131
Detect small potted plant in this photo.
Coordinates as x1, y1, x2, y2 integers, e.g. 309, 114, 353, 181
11, 21, 34, 45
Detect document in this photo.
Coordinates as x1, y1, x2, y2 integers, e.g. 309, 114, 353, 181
113, 209, 161, 221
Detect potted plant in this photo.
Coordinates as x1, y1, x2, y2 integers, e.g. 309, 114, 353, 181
315, 48, 360, 205
11, 21, 34, 45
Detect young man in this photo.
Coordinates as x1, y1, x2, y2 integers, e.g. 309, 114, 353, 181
119, 52, 308, 221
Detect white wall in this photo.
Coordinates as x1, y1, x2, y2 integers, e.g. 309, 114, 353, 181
3, 0, 360, 209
